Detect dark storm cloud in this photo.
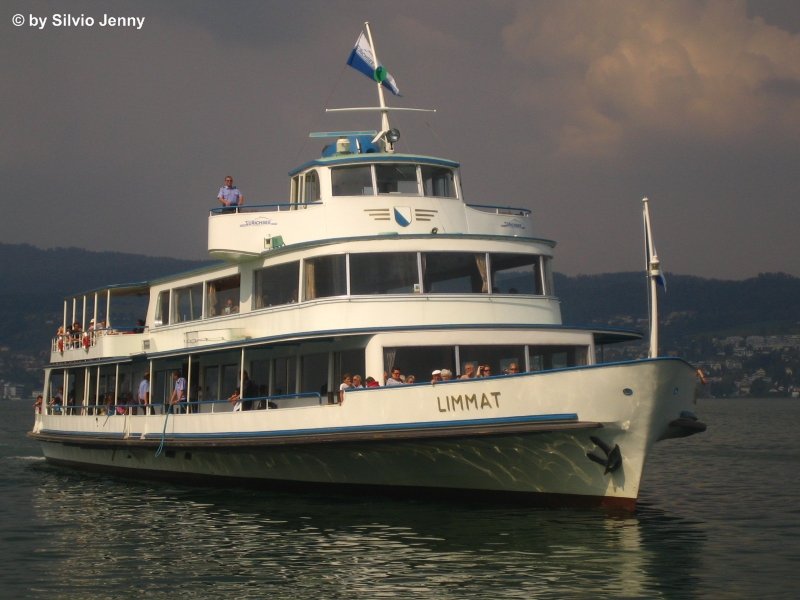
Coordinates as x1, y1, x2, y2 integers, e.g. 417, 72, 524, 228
2, 0, 799, 280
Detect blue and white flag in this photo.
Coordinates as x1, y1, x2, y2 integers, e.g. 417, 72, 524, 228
347, 32, 401, 96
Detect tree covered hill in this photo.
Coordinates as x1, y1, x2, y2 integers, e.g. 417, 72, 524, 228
556, 271, 800, 342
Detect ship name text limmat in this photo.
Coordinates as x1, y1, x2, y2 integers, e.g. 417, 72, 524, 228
437, 392, 500, 413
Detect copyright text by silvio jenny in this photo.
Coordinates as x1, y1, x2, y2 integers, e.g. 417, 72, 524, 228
12, 13, 146, 30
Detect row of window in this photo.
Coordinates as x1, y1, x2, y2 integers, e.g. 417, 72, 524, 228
48, 342, 587, 410
155, 251, 552, 326
290, 164, 458, 203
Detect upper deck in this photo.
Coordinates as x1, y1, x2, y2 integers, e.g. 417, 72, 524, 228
209, 143, 532, 260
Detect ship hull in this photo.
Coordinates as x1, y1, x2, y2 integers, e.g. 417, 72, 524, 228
30, 358, 700, 510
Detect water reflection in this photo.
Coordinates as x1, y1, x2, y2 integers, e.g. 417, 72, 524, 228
26, 465, 706, 599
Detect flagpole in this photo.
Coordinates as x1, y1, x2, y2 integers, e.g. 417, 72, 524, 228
364, 21, 391, 134
642, 197, 660, 358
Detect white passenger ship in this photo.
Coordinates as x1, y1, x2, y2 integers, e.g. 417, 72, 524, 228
30, 25, 704, 510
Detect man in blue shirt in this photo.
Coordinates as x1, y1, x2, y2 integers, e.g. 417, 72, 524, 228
169, 370, 187, 413
218, 176, 244, 209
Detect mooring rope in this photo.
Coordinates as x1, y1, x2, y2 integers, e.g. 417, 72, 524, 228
154, 406, 172, 458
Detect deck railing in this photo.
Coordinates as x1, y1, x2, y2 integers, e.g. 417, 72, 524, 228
44, 392, 324, 416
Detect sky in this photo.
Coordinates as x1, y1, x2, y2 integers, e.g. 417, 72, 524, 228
3, 0, 799, 280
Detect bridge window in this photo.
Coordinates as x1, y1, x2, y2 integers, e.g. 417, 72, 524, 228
304, 170, 320, 202
332, 165, 373, 196
376, 164, 419, 194
421, 166, 456, 198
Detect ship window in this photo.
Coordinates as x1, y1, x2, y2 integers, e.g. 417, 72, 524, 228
155, 290, 170, 326
383, 346, 455, 381
350, 253, 419, 294
206, 274, 240, 317
272, 356, 297, 396
543, 256, 554, 296
421, 166, 456, 198
331, 165, 373, 196
376, 164, 419, 194
253, 261, 299, 308
529, 345, 588, 370
459, 345, 525, 376
303, 255, 346, 300
490, 254, 542, 294
173, 283, 203, 323
304, 170, 320, 202
423, 252, 488, 293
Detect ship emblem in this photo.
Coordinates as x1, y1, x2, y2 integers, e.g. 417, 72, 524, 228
393, 206, 412, 227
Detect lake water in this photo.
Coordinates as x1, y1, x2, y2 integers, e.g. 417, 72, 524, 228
1, 398, 798, 598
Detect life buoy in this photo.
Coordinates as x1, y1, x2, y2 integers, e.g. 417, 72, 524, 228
82, 333, 91, 350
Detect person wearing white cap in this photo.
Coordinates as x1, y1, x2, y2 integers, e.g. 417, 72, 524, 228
431, 369, 442, 383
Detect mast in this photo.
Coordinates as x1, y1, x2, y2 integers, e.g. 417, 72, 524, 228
364, 21, 391, 135
327, 23, 434, 152
642, 197, 661, 358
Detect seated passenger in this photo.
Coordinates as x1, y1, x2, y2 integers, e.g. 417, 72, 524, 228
506, 362, 520, 374
352, 374, 364, 389
385, 368, 404, 386
365, 377, 380, 388
440, 369, 453, 380
405, 375, 416, 384
228, 388, 242, 411
223, 299, 239, 314
339, 373, 353, 403
460, 363, 476, 379
431, 369, 442, 383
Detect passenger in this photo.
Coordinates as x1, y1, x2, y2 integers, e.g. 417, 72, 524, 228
34, 394, 43, 414
50, 386, 63, 414
365, 376, 380, 388
134, 319, 145, 334
169, 371, 187, 413
440, 369, 453, 381
339, 373, 353, 403
242, 370, 257, 410
431, 369, 442, 383
385, 368, 404, 386
218, 175, 244, 211
138, 372, 151, 415
352, 374, 364, 389
506, 362, 520, 375
223, 299, 239, 314
228, 387, 242, 412
70, 321, 82, 348
405, 375, 416, 384
477, 365, 492, 377
460, 363, 476, 379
